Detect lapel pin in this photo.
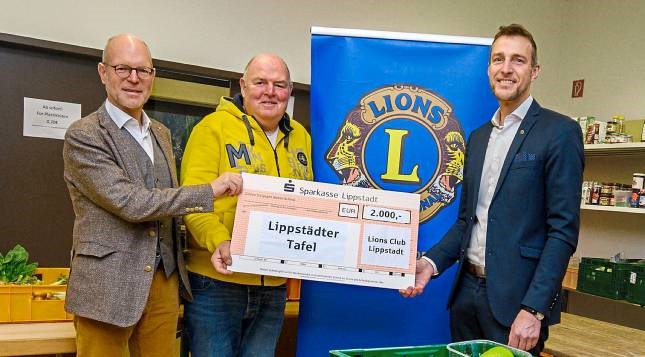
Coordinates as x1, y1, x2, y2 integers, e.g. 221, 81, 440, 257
520, 129, 525, 135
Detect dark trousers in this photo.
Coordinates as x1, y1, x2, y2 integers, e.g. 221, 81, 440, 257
183, 273, 286, 357
449, 272, 548, 357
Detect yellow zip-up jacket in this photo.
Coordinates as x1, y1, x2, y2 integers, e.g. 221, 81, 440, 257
180, 95, 313, 286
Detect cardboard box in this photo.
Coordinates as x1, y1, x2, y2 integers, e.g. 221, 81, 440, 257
563, 267, 579, 290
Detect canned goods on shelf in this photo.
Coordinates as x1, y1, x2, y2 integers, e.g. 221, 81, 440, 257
600, 183, 614, 196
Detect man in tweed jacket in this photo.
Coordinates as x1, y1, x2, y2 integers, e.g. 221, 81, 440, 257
62, 34, 242, 357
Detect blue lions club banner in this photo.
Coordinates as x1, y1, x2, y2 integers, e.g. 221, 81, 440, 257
297, 27, 497, 356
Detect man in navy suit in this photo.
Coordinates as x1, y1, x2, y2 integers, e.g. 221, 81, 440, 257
400, 24, 584, 355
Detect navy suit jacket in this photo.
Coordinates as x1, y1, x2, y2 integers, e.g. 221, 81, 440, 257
425, 99, 584, 327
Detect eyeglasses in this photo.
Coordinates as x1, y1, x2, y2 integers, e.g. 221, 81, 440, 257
103, 63, 155, 79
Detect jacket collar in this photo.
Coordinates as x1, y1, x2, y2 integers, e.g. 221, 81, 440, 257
469, 99, 542, 211
96, 103, 178, 186
490, 96, 533, 128
490, 99, 541, 201
230, 93, 293, 148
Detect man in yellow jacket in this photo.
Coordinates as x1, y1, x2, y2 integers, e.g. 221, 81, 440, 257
180, 53, 313, 357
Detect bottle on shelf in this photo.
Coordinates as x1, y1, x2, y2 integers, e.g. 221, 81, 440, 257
607, 116, 619, 134
615, 115, 625, 134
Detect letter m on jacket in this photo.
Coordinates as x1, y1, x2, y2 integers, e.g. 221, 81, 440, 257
226, 144, 251, 168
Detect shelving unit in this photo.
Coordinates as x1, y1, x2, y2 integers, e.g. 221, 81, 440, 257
581, 204, 645, 214
584, 142, 645, 156
566, 141, 645, 328
581, 142, 645, 214
563, 288, 645, 330
579, 140, 644, 247
565, 138, 645, 328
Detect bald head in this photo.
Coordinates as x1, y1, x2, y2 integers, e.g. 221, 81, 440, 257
243, 53, 291, 86
102, 34, 152, 65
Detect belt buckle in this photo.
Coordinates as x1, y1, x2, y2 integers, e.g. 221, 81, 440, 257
467, 261, 485, 278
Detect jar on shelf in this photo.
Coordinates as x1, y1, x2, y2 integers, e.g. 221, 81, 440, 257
615, 115, 625, 134
624, 134, 633, 143
606, 118, 618, 134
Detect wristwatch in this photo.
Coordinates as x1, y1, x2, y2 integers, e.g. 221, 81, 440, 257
521, 305, 545, 321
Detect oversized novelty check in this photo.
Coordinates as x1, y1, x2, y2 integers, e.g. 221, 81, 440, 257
229, 173, 420, 289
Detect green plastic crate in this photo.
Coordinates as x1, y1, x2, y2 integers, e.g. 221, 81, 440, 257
330, 344, 448, 357
625, 264, 645, 305
576, 258, 642, 300
447, 340, 531, 357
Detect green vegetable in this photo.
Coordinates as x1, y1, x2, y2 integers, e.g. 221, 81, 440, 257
481, 346, 514, 357
50, 274, 69, 286
0, 244, 39, 285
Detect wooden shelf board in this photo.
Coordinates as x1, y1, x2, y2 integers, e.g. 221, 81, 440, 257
584, 142, 645, 156
581, 204, 645, 214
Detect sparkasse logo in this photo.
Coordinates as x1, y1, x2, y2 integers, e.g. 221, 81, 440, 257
283, 179, 295, 193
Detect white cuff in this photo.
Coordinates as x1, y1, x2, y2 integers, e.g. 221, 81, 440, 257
421, 256, 439, 276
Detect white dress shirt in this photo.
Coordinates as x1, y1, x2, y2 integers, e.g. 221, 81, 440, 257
105, 100, 154, 164
467, 96, 533, 268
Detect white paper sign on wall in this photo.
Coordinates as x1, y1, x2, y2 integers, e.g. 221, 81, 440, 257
23, 97, 81, 140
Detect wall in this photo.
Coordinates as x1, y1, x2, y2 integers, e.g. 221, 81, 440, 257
558, 0, 645, 121
5, 1, 644, 117
0, 0, 564, 97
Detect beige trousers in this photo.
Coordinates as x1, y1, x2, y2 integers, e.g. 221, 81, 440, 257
74, 270, 179, 357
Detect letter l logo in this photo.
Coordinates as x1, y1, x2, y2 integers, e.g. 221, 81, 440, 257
380, 128, 420, 183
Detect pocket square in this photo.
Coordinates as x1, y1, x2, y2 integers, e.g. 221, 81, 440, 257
514, 152, 536, 163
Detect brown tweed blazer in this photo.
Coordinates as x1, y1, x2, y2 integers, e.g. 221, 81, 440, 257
63, 104, 213, 327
